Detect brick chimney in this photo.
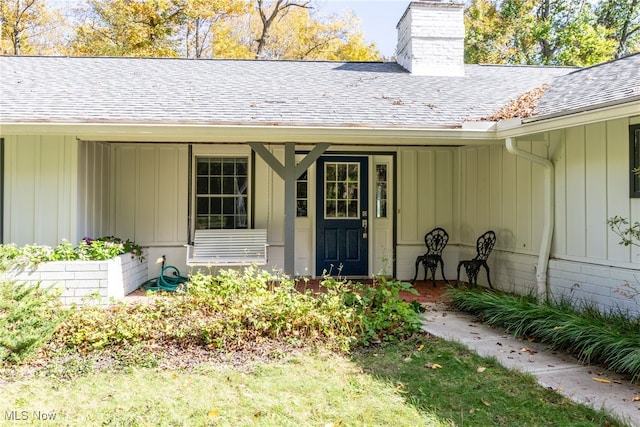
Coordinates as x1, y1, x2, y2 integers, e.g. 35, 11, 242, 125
396, 1, 465, 76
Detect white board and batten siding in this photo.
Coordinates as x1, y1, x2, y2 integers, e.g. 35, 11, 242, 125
457, 141, 546, 292
3, 135, 79, 246
548, 117, 640, 313
78, 140, 111, 241
396, 147, 457, 281
457, 117, 640, 313
111, 143, 190, 276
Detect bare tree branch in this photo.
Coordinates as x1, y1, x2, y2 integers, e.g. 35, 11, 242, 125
255, 0, 310, 59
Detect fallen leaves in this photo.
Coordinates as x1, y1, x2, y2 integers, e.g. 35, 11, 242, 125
592, 377, 611, 384
482, 84, 549, 120
477, 366, 486, 373
425, 362, 443, 369
520, 347, 537, 355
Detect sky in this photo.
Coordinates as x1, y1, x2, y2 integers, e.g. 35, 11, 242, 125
315, 0, 410, 58
49, 0, 411, 59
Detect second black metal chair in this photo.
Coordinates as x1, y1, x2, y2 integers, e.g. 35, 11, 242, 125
412, 227, 449, 287
456, 230, 496, 288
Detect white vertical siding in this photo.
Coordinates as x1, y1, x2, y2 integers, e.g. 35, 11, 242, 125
585, 123, 608, 259
606, 119, 632, 262
515, 141, 532, 251
112, 144, 188, 246
564, 126, 587, 257
458, 140, 547, 288
459, 141, 544, 252
550, 118, 640, 266
396, 146, 456, 280
398, 147, 455, 244
3, 135, 78, 246
78, 141, 110, 240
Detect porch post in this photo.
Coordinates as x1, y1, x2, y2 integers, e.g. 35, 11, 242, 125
249, 142, 330, 276
283, 143, 296, 275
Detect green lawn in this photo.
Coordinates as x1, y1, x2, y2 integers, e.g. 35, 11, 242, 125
0, 335, 625, 426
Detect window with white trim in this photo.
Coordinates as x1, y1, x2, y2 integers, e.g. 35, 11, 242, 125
195, 157, 248, 229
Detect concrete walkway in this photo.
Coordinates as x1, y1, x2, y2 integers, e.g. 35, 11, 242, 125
421, 302, 640, 426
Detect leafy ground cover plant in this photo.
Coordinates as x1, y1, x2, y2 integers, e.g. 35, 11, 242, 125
321, 275, 424, 345
48, 269, 424, 360
0, 236, 144, 271
448, 286, 640, 380
0, 281, 69, 363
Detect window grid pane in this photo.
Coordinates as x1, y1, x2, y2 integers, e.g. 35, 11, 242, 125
325, 162, 359, 218
196, 157, 248, 229
376, 164, 388, 218
296, 168, 308, 217
632, 126, 640, 198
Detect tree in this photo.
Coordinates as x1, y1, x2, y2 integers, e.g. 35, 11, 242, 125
181, 0, 246, 58
66, 0, 378, 60
208, 1, 380, 60
0, 0, 63, 54
596, 0, 640, 58
465, 0, 619, 66
69, 0, 185, 57
250, 6, 379, 60
254, 0, 309, 59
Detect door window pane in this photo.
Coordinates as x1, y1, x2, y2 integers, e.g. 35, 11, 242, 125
325, 162, 359, 218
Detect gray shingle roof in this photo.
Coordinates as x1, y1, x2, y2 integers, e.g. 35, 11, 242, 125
1, 56, 574, 129
536, 52, 640, 119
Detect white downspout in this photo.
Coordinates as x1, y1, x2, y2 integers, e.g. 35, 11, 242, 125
504, 138, 554, 301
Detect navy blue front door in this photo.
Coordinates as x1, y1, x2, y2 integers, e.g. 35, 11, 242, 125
316, 156, 368, 276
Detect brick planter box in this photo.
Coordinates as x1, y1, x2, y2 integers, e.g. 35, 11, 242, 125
3, 254, 148, 306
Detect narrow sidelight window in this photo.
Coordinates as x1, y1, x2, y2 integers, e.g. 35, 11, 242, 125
296, 169, 308, 217
630, 125, 640, 198
375, 164, 388, 218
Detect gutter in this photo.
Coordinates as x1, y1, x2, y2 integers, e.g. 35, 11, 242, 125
504, 137, 553, 301
0, 122, 498, 145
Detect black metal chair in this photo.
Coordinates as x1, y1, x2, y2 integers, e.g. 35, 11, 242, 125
456, 230, 496, 288
412, 227, 449, 287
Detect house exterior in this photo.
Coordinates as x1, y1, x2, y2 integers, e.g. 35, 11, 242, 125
1, 1, 639, 312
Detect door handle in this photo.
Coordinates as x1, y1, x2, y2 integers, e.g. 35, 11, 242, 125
362, 219, 368, 239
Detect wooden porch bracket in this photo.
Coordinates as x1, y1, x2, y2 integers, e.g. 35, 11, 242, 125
249, 142, 330, 276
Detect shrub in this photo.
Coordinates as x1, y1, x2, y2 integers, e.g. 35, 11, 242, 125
320, 276, 424, 345
0, 237, 145, 272
448, 286, 640, 379
0, 281, 69, 364
51, 269, 424, 359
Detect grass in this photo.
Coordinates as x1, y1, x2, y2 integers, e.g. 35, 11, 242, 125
0, 336, 625, 426
0, 271, 631, 426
